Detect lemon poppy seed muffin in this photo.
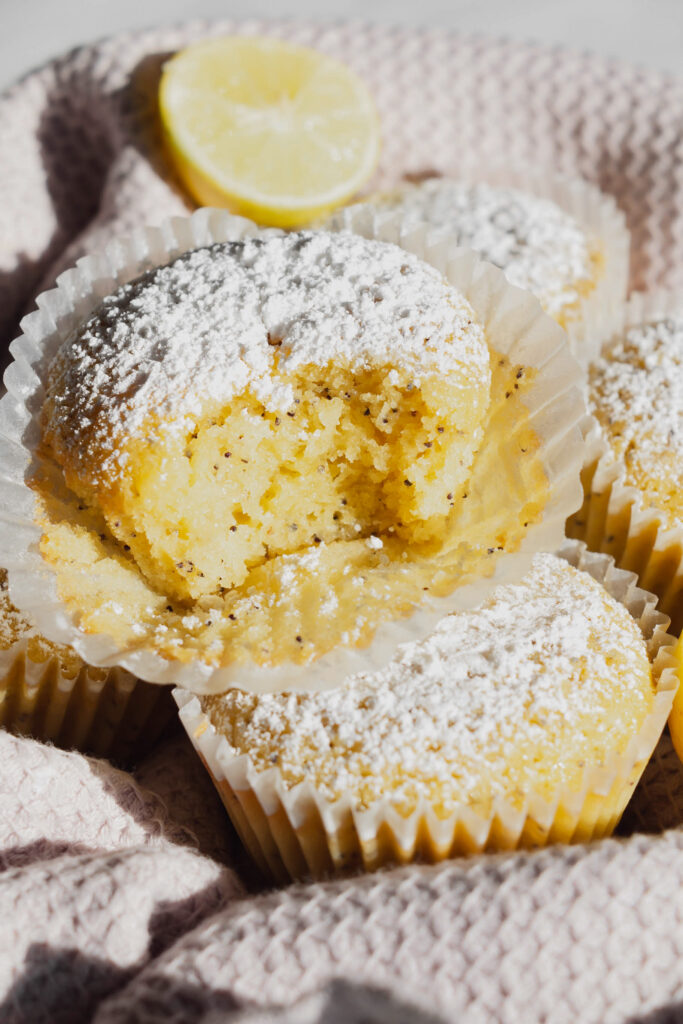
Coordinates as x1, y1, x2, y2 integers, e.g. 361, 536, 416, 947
346, 179, 605, 330
43, 232, 490, 607
0, 569, 171, 759
34, 227, 559, 675
202, 553, 654, 816
184, 547, 676, 879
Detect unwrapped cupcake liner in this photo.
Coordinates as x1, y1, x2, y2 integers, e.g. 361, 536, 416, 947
173, 539, 679, 884
567, 291, 683, 635
0, 206, 586, 695
328, 166, 630, 368
0, 636, 174, 762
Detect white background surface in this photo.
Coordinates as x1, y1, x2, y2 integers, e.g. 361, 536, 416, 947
0, 0, 682, 92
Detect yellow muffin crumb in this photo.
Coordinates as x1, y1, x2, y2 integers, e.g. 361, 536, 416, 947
46, 361, 488, 603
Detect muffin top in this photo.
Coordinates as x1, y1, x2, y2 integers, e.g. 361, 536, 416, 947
363, 179, 598, 320
44, 231, 487, 483
203, 553, 653, 814
589, 315, 683, 522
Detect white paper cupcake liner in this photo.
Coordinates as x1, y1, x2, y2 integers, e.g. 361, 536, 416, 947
0, 206, 586, 694
173, 539, 678, 884
327, 167, 630, 367
0, 636, 173, 762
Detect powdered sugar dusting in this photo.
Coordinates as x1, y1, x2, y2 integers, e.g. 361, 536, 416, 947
589, 316, 683, 494
369, 180, 596, 318
204, 554, 651, 811
44, 231, 486, 475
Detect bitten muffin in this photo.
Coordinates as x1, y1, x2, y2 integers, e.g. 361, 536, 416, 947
177, 547, 676, 881
0, 569, 172, 761
43, 232, 491, 600
33, 229, 550, 675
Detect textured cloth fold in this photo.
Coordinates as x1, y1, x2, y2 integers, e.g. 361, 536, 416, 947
92, 826, 683, 1024
2, 20, 683, 1024
0, 731, 243, 1024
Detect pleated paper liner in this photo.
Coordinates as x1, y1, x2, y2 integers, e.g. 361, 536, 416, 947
0, 206, 586, 696
0, 638, 174, 763
326, 167, 630, 368
173, 540, 678, 884
567, 421, 683, 637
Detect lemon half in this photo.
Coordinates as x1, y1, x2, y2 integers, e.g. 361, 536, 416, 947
159, 36, 381, 228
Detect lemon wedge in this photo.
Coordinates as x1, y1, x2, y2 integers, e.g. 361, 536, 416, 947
159, 36, 381, 228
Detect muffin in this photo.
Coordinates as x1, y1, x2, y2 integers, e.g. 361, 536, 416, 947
41, 232, 491, 606
567, 296, 683, 633
175, 541, 677, 882
0, 569, 172, 761
329, 173, 629, 364
0, 208, 584, 695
